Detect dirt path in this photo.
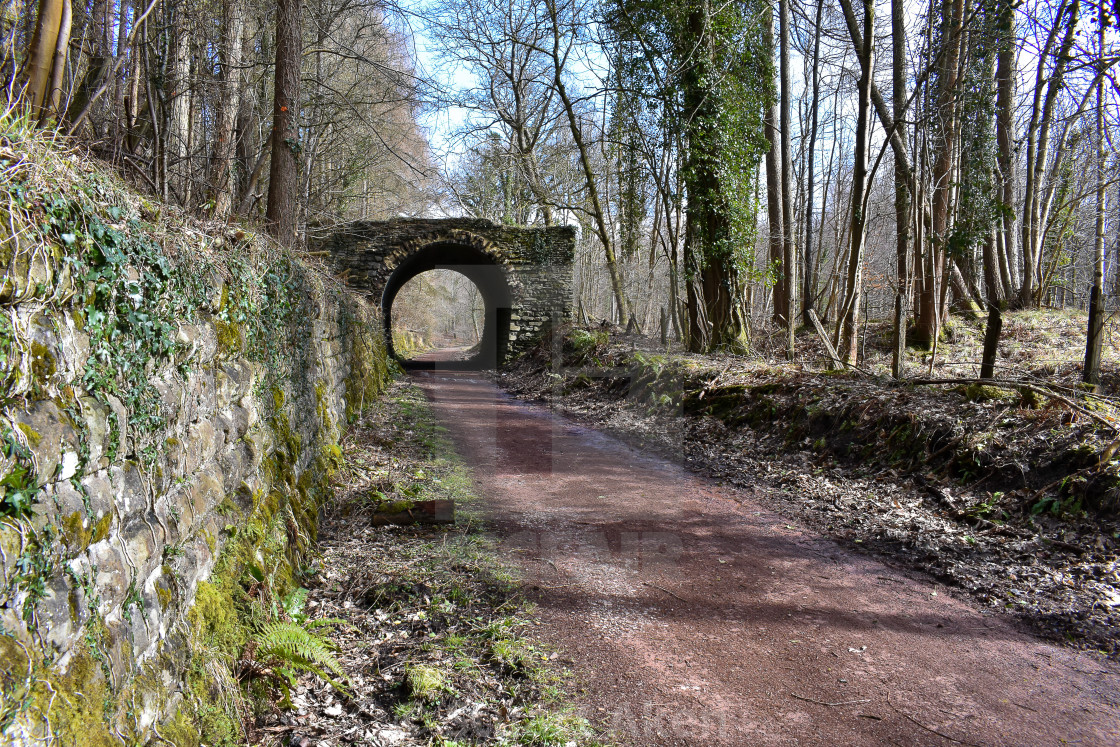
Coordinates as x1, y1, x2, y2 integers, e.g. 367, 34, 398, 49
412, 370, 1120, 746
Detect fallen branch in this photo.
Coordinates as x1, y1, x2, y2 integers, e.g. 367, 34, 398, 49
698, 362, 734, 400
906, 377, 1119, 433
808, 309, 843, 370
886, 692, 986, 746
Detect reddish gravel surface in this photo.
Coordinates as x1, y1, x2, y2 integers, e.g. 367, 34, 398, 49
412, 370, 1120, 746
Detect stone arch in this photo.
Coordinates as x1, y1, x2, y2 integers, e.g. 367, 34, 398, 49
380, 237, 515, 368
317, 219, 575, 369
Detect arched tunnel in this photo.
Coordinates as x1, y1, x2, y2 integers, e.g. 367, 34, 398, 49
381, 242, 512, 370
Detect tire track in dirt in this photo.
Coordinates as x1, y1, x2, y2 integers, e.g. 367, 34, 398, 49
413, 370, 1120, 746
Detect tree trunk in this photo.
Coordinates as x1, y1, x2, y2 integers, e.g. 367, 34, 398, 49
763, 7, 785, 325
167, 12, 192, 204
1084, 11, 1105, 385
802, 0, 823, 329
994, 0, 1017, 301
1018, 0, 1079, 307
779, 0, 795, 354
980, 301, 1002, 378
919, 0, 965, 346
37, 0, 71, 125
890, 0, 909, 378
21, 0, 66, 115
266, 0, 302, 245
840, 0, 874, 366
546, 0, 633, 329
683, 0, 738, 350
64, 0, 111, 127
210, 0, 244, 220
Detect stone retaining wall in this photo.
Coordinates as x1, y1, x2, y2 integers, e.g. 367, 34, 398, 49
0, 135, 389, 744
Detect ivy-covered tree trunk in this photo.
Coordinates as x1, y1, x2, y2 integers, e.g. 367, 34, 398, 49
684, 0, 738, 350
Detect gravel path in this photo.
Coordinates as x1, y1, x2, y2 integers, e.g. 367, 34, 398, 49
413, 370, 1120, 747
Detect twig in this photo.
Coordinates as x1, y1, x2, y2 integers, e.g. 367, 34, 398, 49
886, 692, 986, 746
790, 693, 872, 707
644, 581, 686, 602
698, 362, 734, 400
808, 309, 843, 370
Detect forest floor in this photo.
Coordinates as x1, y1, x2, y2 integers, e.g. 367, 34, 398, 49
495, 312, 1120, 657
764, 308, 1120, 388
251, 382, 602, 747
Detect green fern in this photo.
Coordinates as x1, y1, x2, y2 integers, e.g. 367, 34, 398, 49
254, 619, 348, 693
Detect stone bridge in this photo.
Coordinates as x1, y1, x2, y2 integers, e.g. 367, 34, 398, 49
318, 218, 575, 368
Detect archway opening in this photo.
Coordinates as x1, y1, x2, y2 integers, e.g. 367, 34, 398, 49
391, 269, 484, 364
381, 242, 513, 370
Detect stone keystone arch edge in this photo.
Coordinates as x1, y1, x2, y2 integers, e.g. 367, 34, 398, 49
316, 218, 575, 369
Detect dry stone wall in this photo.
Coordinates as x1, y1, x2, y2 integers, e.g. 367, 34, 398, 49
0, 131, 389, 744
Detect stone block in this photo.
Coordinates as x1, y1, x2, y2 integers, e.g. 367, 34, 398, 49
183, 419, 220, 474
122, 515, 162, 578
38, 574, 78, 653
53, 480, 87, 524
15, 399, 79, 486
104, 392, 130, 459
102, 613, 134, 687
152, 373, 184, 423
159, 484, 192, 543
194, 322, 218, 363
77, 396, 111, 472
81, 472, 114, 521
218, 440, 253, 492
88, 538, 130, 614
189, 470, 224, 519
109, 462, 146, 517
